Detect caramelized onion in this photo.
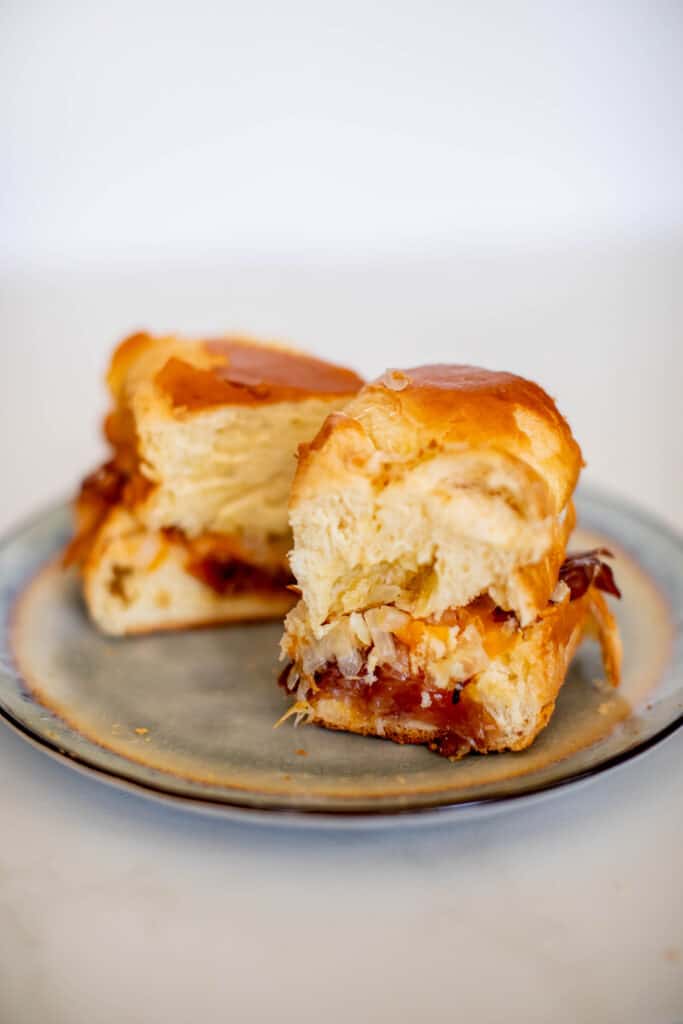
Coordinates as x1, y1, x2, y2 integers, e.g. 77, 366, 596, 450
559, 548, 621, 601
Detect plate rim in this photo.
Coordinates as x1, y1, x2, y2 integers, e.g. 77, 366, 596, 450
1, 486, 682, 826
0, 688, 681, 828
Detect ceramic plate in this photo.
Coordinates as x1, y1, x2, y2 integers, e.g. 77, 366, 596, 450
0, 489, 681, 826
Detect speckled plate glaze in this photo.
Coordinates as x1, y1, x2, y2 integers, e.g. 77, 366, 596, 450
0, 489, 681, 826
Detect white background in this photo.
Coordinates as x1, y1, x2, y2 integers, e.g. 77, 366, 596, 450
1, 3, 682, 1022
3, 0, 683, 260
2, 0, 682, 531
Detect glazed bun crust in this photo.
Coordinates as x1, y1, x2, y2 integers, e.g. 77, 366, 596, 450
379, 365, 582, 509
108, 332, 362, 410
295, 365, 582, 512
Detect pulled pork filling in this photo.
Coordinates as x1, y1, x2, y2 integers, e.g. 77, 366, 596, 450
291, 659, 501, 758
184, 555, 292, 596
280, 551, 620, 718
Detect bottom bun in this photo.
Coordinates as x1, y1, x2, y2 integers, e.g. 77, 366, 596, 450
79, 508, 294, 636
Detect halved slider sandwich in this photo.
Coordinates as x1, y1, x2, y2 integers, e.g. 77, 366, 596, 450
67, 332, 363, 635
280, 365, 621, 758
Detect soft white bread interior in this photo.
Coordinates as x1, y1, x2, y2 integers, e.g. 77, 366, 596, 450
289, 365, 583, 631
104, 332, 364, 544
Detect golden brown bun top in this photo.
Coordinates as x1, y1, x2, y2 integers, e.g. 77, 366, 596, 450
108, 332, 363, 410
311, 363, 583, 511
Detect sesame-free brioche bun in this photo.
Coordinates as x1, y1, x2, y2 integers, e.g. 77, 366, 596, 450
290, 365, 583, 630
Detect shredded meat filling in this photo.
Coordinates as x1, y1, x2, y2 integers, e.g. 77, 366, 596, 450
187, 558, 292, 596
307, 662, 474, 722
278, 661, 489, 758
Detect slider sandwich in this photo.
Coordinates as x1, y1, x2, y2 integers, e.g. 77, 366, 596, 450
280, 365, 621, 758
67, 333, 363, 635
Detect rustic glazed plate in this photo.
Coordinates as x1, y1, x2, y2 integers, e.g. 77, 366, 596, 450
0, 489, 681, 826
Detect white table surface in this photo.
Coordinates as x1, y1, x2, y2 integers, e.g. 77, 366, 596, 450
1, 243, 682, 1023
